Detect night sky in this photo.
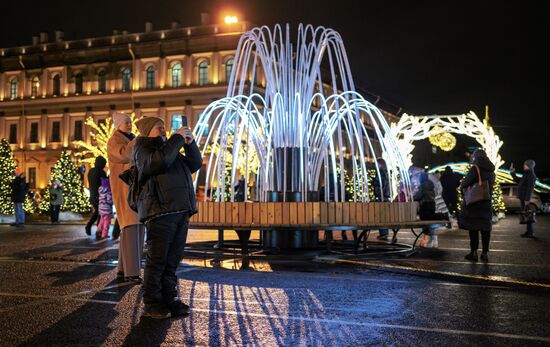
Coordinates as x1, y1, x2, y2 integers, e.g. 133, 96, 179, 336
1, 1, 546, 175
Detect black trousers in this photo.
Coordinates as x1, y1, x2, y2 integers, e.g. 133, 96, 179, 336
469, 230, 491, 253
112, 218, 121, 239
236, 230, 251, 254
86, 203, 99, 230
143, 213, 189, 305
50, 205, 61, 222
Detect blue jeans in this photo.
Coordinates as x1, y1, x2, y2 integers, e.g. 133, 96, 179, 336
379, 228, 389, 237
14, 203, 25, 224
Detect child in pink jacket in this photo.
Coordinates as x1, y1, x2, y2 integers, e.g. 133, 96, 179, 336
97, 177, 113, 239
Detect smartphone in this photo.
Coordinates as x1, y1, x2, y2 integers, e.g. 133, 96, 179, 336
181, 115, 188, 128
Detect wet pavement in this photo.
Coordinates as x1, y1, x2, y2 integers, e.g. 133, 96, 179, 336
0, 216, 549, 346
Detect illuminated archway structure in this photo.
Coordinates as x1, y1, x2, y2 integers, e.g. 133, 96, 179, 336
387, 111, 504, 170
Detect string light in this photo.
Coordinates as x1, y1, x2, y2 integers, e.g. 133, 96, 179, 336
0, 139, 17, 214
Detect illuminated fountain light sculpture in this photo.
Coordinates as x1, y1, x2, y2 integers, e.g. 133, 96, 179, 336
193, 24, 412, 248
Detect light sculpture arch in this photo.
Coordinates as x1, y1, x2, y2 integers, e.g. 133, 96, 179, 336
388, 111, 504, 171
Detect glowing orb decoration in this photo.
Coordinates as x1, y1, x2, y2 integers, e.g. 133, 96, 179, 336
193, 24, 412, 203
428, 126, 456, 152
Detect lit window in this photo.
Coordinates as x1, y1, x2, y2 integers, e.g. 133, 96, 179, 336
52, 74, 61, 96
31, 76, 40, 98
98, 70, 106, 93
225, 58, 234, 82
146, 66, 155, 89
198, 61, 208, 86
74, 121, 83, 141
9, 124, 17, 144
122, 68, 132, 91
51, 121, 61, 142
9, 78, 18, 99
74, 73, 83, 94
172, 63, 182, 87
30, 123, 39, 143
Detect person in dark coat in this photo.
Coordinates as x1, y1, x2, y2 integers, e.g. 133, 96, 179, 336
49, 179, 63, 224
459, 149, 495, 262
85, 156, 107, 237
10, 171, 29, 227
133, 116, 202, 319
373, 158, 390, 240
234, 175, 251, 266
511, 159, 537, 238
440, 166, 461, 217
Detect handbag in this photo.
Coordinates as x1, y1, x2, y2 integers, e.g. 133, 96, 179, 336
520, 205, 536, 224
463, 165, 491, 206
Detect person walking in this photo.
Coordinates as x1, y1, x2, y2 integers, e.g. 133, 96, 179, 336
10, 171, 29, 228
96, 177, 113, 239
427, 171, 449, 248
234, 175, 251, 267
511, 160, 537, 238
440, 165, 461, 225
107, 112, 144, 283
374, 158, 391, 241
85, 156, 107, 237
414, 171, 436, 247
133, 116, 202, 319
49, 179, 63, 224
459, 149, 495, 262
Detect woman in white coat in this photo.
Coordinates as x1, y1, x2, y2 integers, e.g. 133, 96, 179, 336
107, 112, 144, 283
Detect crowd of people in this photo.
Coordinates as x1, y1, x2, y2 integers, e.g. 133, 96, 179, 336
7, 110, 539, 319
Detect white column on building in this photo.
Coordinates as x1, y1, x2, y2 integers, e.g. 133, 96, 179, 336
62, 112, 70, 147
41, 69, 48, 97
40, 113, 48, 149
212, 52, 220, 84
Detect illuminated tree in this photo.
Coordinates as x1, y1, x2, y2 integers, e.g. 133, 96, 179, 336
0, 139, 16, 214
39, 151, 90, 214
74, 114, 138, 166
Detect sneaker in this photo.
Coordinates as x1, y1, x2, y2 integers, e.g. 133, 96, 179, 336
464, 251, 478, 262
9, 223, 18, 227
142, 304, 172, 319
165, 298, 190, 317
480, 252, 489, 262
377, 235, 388, 241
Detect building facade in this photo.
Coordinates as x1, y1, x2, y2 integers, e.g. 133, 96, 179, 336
0, 20, 400, 191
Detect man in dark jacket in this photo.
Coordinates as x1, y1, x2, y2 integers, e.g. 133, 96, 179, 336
440, 166, 461, 217
10, 171, 29, 227
373, 158, 390, 240
511, 159, 537, 238
85, 156, 107, 237
459, 149, 495, 262
133, 116, 202, 319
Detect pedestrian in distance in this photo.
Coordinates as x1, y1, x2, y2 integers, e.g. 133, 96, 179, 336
49, 179, 63, 224
459, 149, 495, 262
414, 171, 436, 247
133, 116, 202, 319
10, 170, 29, 228
426, 171, 450, 248
85, 156, 107, 237
107, 112, 144, 283
440, 165, 461, 227
510, 160, 537, 238
234, 174, 251, 268
97, 177, 113, 239
373, 158, 391, 241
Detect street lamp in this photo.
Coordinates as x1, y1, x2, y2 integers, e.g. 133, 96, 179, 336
224, 15, 238, 24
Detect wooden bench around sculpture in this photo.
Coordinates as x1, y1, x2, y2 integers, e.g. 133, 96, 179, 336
190, 201, 420, 229
189, 201, 444, 252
